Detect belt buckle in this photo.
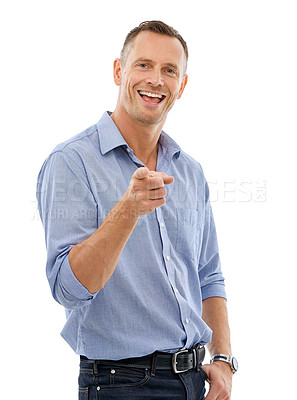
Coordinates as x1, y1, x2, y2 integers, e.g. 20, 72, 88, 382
192, 344, 205, 370
172, 349, 189, 374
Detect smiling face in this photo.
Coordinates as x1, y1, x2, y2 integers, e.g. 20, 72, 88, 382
113, 31, 188, 127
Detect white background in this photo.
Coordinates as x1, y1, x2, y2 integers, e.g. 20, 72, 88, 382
1, 0, 296, 398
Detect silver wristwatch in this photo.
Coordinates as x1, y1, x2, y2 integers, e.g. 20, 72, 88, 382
210, 354, 238, 373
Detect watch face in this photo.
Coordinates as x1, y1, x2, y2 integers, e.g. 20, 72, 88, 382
232, 357, 239, 372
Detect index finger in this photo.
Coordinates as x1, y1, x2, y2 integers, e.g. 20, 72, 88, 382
148, 171, 174, 185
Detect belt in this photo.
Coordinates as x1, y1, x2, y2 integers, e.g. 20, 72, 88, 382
81, 344, 205, 374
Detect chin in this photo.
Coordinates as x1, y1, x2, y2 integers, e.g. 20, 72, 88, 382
135, 112, 165, 126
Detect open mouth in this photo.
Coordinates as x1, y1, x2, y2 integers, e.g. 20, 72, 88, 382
138, 90, 166, 105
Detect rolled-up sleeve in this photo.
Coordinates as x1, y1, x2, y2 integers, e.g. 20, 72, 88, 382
36, 150, 99, 309
198, 180, 227, 301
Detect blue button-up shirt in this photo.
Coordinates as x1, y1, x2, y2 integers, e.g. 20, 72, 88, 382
37, 111, 226, 360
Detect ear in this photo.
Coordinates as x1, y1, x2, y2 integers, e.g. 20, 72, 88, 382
177, 74, 188, 99
113, 58, 122, 86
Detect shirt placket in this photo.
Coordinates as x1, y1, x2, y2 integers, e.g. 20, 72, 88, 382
155, 206, 194, 345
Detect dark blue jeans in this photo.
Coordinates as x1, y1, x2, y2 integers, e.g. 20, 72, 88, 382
78, 358, 207, 399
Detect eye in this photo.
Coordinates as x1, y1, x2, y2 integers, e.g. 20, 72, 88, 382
138, 63, 148, 68
165, 68, 177, 76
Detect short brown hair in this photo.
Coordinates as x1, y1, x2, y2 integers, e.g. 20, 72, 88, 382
120, 20, 189, 73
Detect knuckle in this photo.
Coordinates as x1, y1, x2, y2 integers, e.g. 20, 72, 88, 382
151, 177, 163, 188
216, 381, 224, 391
158, 198, 166, 207
143, 200, 152, 208
157, 177, 165, 187
157, 188, 166, 198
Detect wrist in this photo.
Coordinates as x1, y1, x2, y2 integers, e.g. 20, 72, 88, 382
116, 194, 141, 221
210, 354, 239, 374
211, 360, 233, 376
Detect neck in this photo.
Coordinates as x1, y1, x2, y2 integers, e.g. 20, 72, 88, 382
111, 106, 166, 171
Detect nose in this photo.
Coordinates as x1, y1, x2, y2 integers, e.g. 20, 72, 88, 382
145, 68, 164, 87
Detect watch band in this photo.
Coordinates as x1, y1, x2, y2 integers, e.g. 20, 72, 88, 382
210, 354, 238, 373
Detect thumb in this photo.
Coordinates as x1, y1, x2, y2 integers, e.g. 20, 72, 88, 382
201, 364, 211, 380
133, 167, 150, 180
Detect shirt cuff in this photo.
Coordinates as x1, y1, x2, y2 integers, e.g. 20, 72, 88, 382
59, 254, 96, 301
201, 284, 227, 301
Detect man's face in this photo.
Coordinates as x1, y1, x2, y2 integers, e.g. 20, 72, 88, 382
114, 31, 188, 126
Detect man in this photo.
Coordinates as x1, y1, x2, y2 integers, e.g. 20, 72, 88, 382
37, 20, 237, 399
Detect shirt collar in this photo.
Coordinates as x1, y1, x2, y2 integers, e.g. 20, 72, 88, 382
97, 111, 128, 155
158, 129, 181, 159
96, 111, 181, 159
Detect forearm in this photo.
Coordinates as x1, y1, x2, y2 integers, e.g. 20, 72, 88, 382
202, 297, 233, 399
69, 196, 139, 294
68, 167, 173, 294
202, 296, 231, 356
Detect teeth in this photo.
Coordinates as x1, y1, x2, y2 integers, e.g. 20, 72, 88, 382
139, 91, 163, 99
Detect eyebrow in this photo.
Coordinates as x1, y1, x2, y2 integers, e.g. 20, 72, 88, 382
133, 58, 153, 64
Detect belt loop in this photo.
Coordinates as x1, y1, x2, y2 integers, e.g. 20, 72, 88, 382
193, 348, 198, 370
151, 353, 157, 376
93, 360, 98, 375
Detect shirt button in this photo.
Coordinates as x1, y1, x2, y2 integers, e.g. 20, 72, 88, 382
111, 369, 116, 374
185, 318, 189, 324
126, 148, 131, 153
174, 288, 179, 294
166, 255, 170, 261
160, 223, 165, 228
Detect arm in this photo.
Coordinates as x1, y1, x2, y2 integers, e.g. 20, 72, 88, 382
202, 297, 231, 356
69, 167, 174, 293
202, 297, 233, 400
197, 179, 233, 398
37, 150, 173, 308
